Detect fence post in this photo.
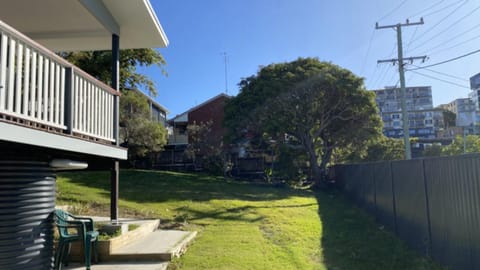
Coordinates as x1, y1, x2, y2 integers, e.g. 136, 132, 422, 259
371, 164, 377, 217
64, 67, 73, 135
421, 159, 433, 258
389, 161, 398, 235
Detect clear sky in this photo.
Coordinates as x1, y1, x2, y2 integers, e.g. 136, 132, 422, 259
143, 0, 480, 117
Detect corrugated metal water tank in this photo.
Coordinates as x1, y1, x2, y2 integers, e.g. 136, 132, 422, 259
0, 161, 55, 270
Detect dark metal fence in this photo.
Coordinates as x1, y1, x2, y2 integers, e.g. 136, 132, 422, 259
334, 154, 480, 270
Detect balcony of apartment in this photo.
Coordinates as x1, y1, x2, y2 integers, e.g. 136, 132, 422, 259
168, 134, 189, 145
0, 20, 125, 159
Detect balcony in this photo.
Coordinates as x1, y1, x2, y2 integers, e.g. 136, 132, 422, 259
0, 20, 125, 159
168, 134, 189, 145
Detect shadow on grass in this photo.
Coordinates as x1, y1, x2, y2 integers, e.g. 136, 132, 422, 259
59, 169, 301, 204
173, 203, 318, 224
316, 191, 445, 270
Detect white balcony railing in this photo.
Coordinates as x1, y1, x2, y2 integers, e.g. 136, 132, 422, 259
0, 20, 118, 143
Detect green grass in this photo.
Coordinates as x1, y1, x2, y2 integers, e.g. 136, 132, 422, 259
57, 170, 444, 270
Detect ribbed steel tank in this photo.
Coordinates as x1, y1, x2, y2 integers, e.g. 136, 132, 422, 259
0, 161, 56, 270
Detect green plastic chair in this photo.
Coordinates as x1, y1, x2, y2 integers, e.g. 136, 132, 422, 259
53, 209, 99, 270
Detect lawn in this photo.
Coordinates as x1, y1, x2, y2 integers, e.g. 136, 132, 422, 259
57, 170, 444, 270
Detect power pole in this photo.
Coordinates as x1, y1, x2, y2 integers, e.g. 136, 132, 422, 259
376, 19, 426, 160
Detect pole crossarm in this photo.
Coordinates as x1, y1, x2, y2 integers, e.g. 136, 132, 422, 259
375, 18, 424, 29
378, 56, 427, 65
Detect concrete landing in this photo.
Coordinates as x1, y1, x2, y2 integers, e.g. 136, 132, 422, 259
110, 230, 197, 261
64, 261, 168, 270
62, 216, 197, 269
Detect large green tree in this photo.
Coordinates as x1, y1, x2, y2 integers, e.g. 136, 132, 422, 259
224, 58, 382, 186
62, 49, 168, 160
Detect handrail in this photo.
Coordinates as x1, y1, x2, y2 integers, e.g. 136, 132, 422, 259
0, 20, 119, 97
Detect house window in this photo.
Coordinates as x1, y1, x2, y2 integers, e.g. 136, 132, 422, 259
425, 119, 433, 125
392, 114, 400, 119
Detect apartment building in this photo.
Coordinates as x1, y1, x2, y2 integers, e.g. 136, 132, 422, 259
373, 86, 444, 138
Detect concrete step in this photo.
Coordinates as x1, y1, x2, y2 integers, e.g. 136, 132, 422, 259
64, 261, 168, 270
108, 230, 197, 262
65, 217, 196, 264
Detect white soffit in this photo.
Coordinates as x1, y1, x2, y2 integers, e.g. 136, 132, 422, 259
0, 0, 168, 51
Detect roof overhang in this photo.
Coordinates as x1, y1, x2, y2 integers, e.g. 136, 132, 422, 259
0, 0, 168, 51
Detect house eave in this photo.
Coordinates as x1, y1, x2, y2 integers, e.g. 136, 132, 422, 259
0, 0, 168, 51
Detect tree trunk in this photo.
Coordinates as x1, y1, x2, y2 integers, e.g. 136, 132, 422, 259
301, 133, 325, 189
310, 139, 333, 190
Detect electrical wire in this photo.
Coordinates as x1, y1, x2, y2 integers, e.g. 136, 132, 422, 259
377, 0, 408, 22
427, 33, 480, 56
361, 29, 376, 76
422, 0, 465, 17
418, 22, 480, 55
372, 65, 390, 89
409, 4, 480, 53
408, 70, 470, 89
386, 69, 399, 87
376, 64, 394, 89
370, 43, 397, 88
407, 48, 480, 71
410, 64, 468, 82
408, 0, 468, 48
405, 26, 419, 53
407, 0, 445, 19
379, 65, 399, 89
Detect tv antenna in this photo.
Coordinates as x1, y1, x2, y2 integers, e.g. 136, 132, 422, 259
222, 52, 228, 94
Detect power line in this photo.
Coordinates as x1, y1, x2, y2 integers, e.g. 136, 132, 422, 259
408, 70, 470, 89
407, 48, 480, 71
377, 0, 408, 22
418, 22, 480, 55
410, 64, 468, 82
409, 4, 480, 52
369, 43, 396, 87
378, 66, 396, 88
408, 0, 467, 48
427, 33, 480, 56
372, 64, 391, 88
386, 69, 398, 87
405, 26, 419, 52
361, 29, 375, 76
407, 0, 445, 19
422, 0, 465, 17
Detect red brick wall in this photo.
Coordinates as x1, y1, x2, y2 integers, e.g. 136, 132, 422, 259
188, 95, 230, 147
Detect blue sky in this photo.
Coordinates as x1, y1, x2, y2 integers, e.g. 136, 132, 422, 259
143, 0, 480, 117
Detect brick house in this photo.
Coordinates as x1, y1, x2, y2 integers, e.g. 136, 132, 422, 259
168, 93, 230, 146
154, 93, 231, 169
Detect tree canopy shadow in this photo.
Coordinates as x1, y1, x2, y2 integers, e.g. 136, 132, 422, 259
59, 169, 301, 204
